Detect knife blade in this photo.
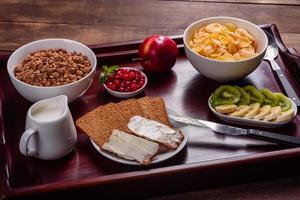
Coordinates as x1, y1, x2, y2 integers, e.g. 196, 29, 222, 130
169, 115, 300, 147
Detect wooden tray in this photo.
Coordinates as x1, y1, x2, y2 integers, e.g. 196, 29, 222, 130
1, 24, 300, 199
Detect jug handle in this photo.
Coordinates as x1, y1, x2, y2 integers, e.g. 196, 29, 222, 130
19, 128, 38, 156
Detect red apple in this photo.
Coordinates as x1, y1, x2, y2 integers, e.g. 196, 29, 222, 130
138, 35, 178, 74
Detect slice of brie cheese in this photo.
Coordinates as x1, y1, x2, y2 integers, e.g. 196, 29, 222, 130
102, 129, 159, 164
128, 116, 183, 149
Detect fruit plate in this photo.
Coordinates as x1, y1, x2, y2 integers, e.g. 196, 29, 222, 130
208, 96, 298, 128
2, 24, 300, 199
90, 108, 189, 165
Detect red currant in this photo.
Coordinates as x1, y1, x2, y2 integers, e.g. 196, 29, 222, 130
116, 70, 123, 76
106, 82, 116, 91
118, 87, 125, 92
138, 74, 144, 80
119, 68, 127, 73
120, 82, 125, 88
125, 80, 131, 86
130, 83, 138, 91
106, 75, 114, 82
128, 71, 136, 80
114, 74, 122, 80
122, 73, 130, 81
113, 79, 121, 87
124, 87, 130, 92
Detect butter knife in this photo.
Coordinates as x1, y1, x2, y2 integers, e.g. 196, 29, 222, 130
169, 115, 300, 147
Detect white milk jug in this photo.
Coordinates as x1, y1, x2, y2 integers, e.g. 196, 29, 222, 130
19, 95, 77, 160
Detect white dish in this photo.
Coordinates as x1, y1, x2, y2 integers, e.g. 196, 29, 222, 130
7, 38, 97, 103
208, 96, 297, 128
103, 67, 147, 99
183, 16, 268, 82
90, 108, 189, 165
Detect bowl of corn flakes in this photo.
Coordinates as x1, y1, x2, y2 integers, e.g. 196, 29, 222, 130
183, 16, 268, 82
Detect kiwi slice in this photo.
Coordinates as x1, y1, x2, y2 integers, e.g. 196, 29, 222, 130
260, 88, 278, 106
234, 86, 250, 106
274, 93, 291, 111
210, 85, 241, 107
243, 85, 265, 104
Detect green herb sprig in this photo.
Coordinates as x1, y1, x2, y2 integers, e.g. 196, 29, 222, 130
99, 65, 119, 84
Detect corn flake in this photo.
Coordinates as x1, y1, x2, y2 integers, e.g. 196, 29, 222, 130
189, 22, 257, 61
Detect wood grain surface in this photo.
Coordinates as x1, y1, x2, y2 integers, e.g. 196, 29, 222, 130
1, 0, 300, 199
0, 0, 299, 51
166, 0, 300, 5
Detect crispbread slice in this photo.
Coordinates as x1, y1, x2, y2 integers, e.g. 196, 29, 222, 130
151, 97, 172, 127
105, 103, 131, 133
137, 97, 172, 127
137, 97, 158, 120
118, 98, 143, 124
76, 105, 114, 146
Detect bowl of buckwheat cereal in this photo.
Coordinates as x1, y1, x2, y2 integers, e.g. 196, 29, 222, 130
7, 38, 97, 102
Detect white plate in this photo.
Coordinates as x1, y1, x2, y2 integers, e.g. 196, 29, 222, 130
90, 108, 189, 165
208, 96, 297, 128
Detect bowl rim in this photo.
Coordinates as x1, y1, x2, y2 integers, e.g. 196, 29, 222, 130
103, 67, 148, 95
7, 38, 97, 89
183, 16, 268, 63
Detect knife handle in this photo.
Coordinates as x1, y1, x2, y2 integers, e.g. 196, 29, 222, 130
248, 129, 300, 147
274, 68, 300, 107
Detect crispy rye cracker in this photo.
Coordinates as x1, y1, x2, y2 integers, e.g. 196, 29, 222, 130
118, 98, 143, 124
137, 97, 172, 127
76, 103, 121, 146
137, 97, 156, 119
152, 97, 172, 127
105, 103, 131, 133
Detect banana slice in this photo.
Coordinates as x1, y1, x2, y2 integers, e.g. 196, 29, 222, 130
263, 106, 282, 121
215, 104, 237, 114
229, 105, 251, 117
275, 109, 295, 122
244, 103, 260, 119
254, 105, 271, 120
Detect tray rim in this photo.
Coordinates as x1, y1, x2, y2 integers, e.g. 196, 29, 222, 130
3, 147, 300, 198
1, 24, 300, 198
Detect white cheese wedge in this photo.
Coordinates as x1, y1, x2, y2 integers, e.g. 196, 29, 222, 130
128, 116, 183, 149
102, 129, 159, 164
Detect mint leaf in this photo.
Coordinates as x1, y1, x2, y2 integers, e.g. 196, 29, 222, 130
99, 65, 119, 85
102, 65, 108, 72
107, 65, 119, 73
99, 72, 106, 84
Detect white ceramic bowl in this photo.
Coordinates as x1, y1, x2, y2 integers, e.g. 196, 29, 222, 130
103, 67, 147, 98
7, 38, 97, 103
183, 16, 268, 82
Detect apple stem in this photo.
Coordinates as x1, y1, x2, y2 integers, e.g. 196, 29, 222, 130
132, 57, 143, 62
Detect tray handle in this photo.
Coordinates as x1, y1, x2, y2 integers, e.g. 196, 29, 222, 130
269, 24, 300, 84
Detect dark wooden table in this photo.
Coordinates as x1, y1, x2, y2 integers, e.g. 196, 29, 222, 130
1, 0, 300, 199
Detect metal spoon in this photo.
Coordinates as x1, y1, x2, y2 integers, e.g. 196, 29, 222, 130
263, 31, 300, 107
